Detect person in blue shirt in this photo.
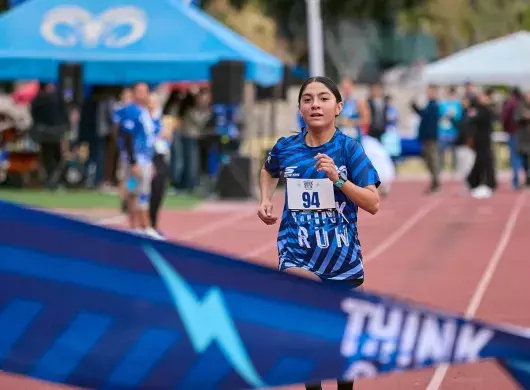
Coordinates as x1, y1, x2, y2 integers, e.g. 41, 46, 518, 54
118, 82, 157, 237
381, 94, 401, 164
438, 86, 463, 172
337, 78, 369, 142
258, 76, 381, 390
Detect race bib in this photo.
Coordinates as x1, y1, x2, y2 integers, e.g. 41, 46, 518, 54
286, 178, 336, 210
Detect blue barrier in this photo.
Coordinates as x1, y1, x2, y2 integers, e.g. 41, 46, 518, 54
0, 200, 529, 389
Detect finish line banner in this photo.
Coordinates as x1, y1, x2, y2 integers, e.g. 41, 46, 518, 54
0, 201, 529, 389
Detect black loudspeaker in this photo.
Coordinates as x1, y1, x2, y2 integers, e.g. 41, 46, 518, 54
58, 63, 83, 106
210, 60, 246, 105
217, 154, 253, 199
255, 84, 280, 101
255, 66, 290, 102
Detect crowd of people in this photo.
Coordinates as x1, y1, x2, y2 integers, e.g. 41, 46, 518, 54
412, 82, 530, 199
81, 83, 219, 197
3, 77, 528, 221
16, 81, 207, 240
311, 79, 529, 200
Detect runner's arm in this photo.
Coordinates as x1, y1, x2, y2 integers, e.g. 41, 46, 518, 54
259, 167, 279, 202
338, 182, 379, 215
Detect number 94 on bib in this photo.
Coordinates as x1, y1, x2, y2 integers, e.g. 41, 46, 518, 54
286, 178, 336, 210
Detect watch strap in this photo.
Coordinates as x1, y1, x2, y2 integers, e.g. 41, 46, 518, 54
334, 178, 346, 188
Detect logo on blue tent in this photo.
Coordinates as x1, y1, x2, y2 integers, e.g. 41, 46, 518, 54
143, 246, 266, 388
40, 6, 147, 48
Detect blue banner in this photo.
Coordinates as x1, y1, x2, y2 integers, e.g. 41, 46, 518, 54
0, 200, 529, 389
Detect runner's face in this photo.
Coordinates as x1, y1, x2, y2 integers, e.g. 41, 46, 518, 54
299, 82, 342, 129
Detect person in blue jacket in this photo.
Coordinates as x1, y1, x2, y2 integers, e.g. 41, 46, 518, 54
438, 86, 463, 172
411, 85, 441, 193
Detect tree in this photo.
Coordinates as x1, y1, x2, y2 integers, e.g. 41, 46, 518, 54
201, 0, 433, 77
398, 0, 530, 57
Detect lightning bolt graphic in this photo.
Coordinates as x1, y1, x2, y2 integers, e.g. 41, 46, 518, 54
143, 246, 266, 388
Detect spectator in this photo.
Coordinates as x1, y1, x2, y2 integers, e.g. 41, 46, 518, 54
501, 87, 524, 189
438, 86, 463, 172
366, 82, 388, 141
514, 90, 530, 188
338, 78, 369, 140
180, 88, 211, 192
411, 85, 441, 193
467, 89, 497, 198
30, 82, 70, 190
452, 97, 476, 184
381, 94, 401, 167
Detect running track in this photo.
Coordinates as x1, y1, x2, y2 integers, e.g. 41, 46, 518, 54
1, 180, 529, 390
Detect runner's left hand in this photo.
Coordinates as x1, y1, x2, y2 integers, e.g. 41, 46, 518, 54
315, 153, 339, 183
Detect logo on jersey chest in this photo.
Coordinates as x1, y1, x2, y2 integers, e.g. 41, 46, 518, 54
283, 166, 300, 178
336, 165, 348, 180
284, 164, 347, 179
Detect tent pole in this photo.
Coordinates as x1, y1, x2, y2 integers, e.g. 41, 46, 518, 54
305, 0, 325, 77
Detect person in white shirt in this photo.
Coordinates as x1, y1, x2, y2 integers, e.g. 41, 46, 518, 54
148, 93, 173, 238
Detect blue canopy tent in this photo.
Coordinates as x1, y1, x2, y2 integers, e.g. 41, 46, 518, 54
0, 0, 283, 86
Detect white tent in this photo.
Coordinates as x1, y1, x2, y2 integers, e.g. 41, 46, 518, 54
423, 31, 530, 86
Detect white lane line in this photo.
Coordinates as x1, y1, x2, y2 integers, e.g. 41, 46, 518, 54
97, 214, 127, 226
426, 192, 527, 390
363, 198, 442, 263
94, 209, 255, 240
180, 212, 253, 241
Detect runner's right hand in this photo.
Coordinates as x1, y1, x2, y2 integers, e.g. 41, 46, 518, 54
257, 201, 278, 225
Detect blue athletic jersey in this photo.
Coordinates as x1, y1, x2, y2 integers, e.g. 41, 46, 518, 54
339, 98, 362, 142
265, 129, 380, 282
119, 103, 156, 163
386, 105, 399, 131
438, 99, 463, 139
341, 99, 361, 122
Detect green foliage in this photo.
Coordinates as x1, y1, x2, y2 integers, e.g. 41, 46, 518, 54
202, 0, 430, 24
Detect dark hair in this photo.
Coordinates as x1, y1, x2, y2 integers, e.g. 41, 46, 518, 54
448, 86, 457, 94
298, 76, 342, 104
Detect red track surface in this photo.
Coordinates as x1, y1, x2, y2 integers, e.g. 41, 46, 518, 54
1, 181, 529, 390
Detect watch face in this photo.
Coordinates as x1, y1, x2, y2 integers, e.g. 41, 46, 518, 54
340, 170, 347, 181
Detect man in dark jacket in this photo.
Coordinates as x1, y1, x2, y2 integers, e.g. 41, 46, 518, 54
411, 85, 441, 193
30, 83, 70, 189
466, 89, 497, 195
367, 82, 388, 141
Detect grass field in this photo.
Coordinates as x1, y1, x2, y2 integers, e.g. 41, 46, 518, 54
0, 189, 201, 210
